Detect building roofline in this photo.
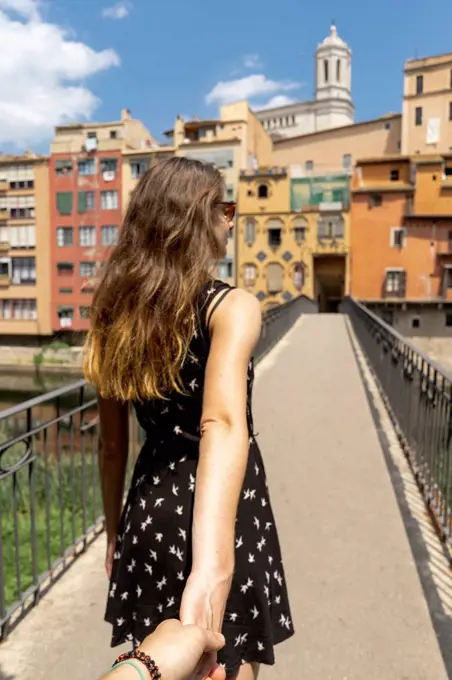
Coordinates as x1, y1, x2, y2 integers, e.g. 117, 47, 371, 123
405, 52, 452, 71
163, 118, 247, 136
352, 184, 414, 194
273, 113, 401, 146
179, 138, 241, 149
356, 155, 410, 165
0, 154, 48, 164
122, 146, 175, 157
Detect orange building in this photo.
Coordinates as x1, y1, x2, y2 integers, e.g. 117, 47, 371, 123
350, 155, 452, 332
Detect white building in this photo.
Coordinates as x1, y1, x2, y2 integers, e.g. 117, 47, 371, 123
256, 25, 354, 140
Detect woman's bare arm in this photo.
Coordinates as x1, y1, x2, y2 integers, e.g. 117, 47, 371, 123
98, 396, 129, 547
191, 289, 262, 578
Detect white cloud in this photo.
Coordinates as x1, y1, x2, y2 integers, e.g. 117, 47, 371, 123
102, 2, 130, 19
0, 0, 120, 147
257, 95, 297, 110
243, 53, 262, 69
205, 74, 300, 107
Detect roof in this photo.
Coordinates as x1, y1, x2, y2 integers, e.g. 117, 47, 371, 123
317, 24, 348, 50
0, 152, 47, 163
273, 113, 401, 146
352, 184, 414, 194
356, 155, 410, 166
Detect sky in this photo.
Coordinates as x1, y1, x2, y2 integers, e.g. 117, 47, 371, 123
0, 0, 452, 152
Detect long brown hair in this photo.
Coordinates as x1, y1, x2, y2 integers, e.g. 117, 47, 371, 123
83, 156, 225, 401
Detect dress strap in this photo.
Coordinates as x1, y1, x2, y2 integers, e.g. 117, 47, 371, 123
206, 287, 233, 327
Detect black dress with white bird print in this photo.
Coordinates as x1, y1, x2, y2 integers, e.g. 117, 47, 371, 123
105, 279, 294, 676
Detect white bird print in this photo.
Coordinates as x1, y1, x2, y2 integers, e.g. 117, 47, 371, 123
179, 456, 187, 463
169, 461, 176, 471
141, 521, 148, 532
117, 618, 125, 627
177, 402, 185, 411
144, 617, 151, 627
253, 517, 260, 530
172, 483, 179, 497
156, 576, 167, 591
126, 633, 133, 642
254, 463, 259, 475
154, 498, 164, 508
114, 551, 121, 560
176, 547, 184, 561
174, 425, 182, 435
157, 604, 163, 613
139, 498, 146, 510
248, 553, 255, 563
175, 505, 183, 515
234, 633, 248, 647
250, 489, 256, 500
166, 596, 175, 608
155, 533, 163, 542
132, 611, 137, 621
251, 606, 259, 619
145, 515, 152, 525
189, 378, 198, 392
120, 591, 128, 601
248, 436, 254, 445
136, 585, 142, 598
161, 406, 169, 415
150, 549, 158, 561
127, 559, 136, 573
265, 571, 270, 583
177, 571, 184, 581
153, 475, 160, 486
261, 498, 267, 507
257, 641, 265, 651
178, 527, 187, 541
275, 595, 281, 604
264, 585, 269, 598
109, 586, 116, 599
243, 489, 251, 500
188, 474, 195, 492
229, 612, 238, 622
268, 555, 274, 565
169, 545, 176, 555
265, 521, 273, 531
136, 474, 146, 487
236, 536, 243, 548
132, 535, 138, 545
279, 614, 291, 629
274, 570, 283, 587
144, 564, 153, 576
206, 285, 216, 297
257, 537, 266, 552
125, 521, 131, 534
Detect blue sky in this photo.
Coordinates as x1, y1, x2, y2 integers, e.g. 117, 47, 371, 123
0, 0, 452, 150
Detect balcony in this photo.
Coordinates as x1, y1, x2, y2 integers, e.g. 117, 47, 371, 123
0, 209, 7, 221
0, 180, 7, 192
314, 237, 349, 255
0, 241, 9, 253
0, 274, 10, 287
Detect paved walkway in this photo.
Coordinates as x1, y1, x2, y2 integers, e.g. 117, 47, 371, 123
0, 315, 451, 680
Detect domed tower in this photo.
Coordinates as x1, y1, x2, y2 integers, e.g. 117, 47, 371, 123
314, 24, 354, 128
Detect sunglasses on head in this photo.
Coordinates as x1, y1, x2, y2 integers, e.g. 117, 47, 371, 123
217, 201, 236, 220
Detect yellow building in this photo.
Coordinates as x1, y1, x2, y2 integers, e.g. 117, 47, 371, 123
0, 152, 52, 338
237, 167, 350, 312
402, 52, 452, 156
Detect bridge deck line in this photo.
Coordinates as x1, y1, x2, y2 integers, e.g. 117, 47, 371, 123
0, 314, 450, 680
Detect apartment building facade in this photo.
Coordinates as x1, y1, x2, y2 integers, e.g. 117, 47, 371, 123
49, 109, 155, 333
0, 153, 51, 339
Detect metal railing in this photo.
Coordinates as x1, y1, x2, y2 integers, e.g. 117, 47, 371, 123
344, 297, 452, 552
0, 293, 315, 639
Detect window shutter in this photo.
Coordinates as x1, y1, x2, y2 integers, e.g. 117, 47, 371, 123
334, 217, 344, 238
317, 218, 327, 239
267, 263, 283, 293
57, 192, 73, 215
78, 192, 87, 213
400, 271, 406, 297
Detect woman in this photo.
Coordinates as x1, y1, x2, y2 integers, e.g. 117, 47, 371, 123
84, 157, 293, 680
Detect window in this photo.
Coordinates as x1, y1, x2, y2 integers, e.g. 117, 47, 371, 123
257, 184, 268, 199
57, 262, 73, 276
110, 130, 117, 139
324, 59, 329, 83
131, 160, 149, 179
100, 158, 118, 174
343, 154, 352, 170
10, 207, 35, 219
369, 193, 383, 208
58, 306, 74, 328
78, 158, 95, 175
415, 106, 423, 126
317, 215, 344, 239
11, 257, 36, 284
267, 262, 284, 294
293, 217, 307, 244
55, 159, 72, 176
79, 306, 90, 319
0, 259, 9, 279
218, 258, 233, 279
293, 263, 304, 291
268, 218, 283, 248
80, 261, 96, 277
59, 287, 72, 294
382, 310, 394, 326
227, 186, 234, 200
101, 225, 119, 246
305, 160, 314, 172
385, 269, 406, 297
10, 225, 35, 249
0, 299, 37, 320
244, 264, 256, 288
449, 102, 452, 122
385, 123, 391, 131
416, 75, 423, 95
411, 316, 421, 329
445, 268, 452, 290
446, 312, 452, 327
390, 169, 400, 181
336, 59, 341, 82
101, 190, 119, 210
391, 227, 406, 248
56, 192, 73, 215
56, 227, 73, 247
448, 230, 452, 251
10, 180, 34, 190
78, 191, 95, 213
79, 226, 96, 247
245, 219, 256, 246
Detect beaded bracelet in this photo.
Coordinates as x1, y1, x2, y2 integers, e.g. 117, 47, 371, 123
113, 650, 162, 680
112, 660, 146, 680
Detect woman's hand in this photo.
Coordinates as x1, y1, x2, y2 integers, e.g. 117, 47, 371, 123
139, 619, 226, 680
180, 569, 233, 632
106, 537, 116, 579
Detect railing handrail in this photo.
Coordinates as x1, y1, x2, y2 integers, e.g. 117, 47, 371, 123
347, 296, 452, 383
0, 379, 88, 422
